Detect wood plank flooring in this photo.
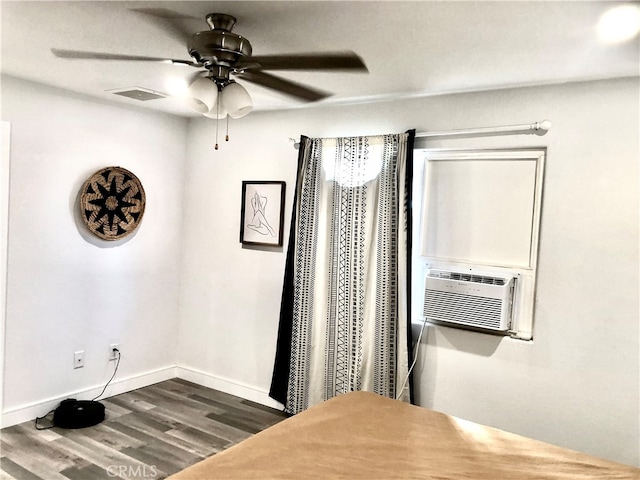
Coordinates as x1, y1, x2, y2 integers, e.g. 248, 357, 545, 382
0, 378, 289, 480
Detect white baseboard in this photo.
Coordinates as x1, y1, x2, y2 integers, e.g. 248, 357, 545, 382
1, 365, 284, 428
0, 366, 177, 428
176, 366, 284, 410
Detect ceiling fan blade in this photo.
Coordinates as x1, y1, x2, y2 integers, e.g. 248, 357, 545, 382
187, 70, 209, 85
130, 7, 198, 20
51, 49, 199, 67
237, 52, 368, 71
236, 71, 330, 102
130, 8, 199, 45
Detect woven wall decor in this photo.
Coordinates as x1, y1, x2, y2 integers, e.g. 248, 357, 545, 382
79, 166, 146, 241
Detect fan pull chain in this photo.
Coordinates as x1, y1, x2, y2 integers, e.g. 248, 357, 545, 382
214, 98, 220, 150
226, 115, 230, 142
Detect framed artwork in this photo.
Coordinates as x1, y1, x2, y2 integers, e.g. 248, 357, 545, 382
240, 181, 286, 246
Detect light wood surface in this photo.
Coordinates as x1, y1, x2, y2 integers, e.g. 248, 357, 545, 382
0, 378, 288, 479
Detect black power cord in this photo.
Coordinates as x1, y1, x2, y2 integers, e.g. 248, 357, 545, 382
34, 348, 121, 430
34, 409, 56, 430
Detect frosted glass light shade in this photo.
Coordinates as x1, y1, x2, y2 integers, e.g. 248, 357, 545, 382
186, 77, 218, 114
204, 100, 228, 119
221, 82, 252, 119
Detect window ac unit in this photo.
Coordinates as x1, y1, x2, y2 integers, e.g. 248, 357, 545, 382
423, 270, 515, 332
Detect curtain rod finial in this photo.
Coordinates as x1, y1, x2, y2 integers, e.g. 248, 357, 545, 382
534, 120, 552, 135
288, 137, 300, 150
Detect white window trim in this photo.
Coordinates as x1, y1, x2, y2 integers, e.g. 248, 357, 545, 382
413, 148, 546, 340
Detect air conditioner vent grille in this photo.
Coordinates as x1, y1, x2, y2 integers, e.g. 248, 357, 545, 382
423, 269, 515, 332
427, 270, 506, 286
423, 290, 503, 329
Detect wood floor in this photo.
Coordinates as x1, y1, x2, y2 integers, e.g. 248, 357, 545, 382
0, 378, 289, 480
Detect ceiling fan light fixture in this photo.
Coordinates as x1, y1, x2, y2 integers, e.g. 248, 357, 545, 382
203, 99, 228, 119
221, 81, 253, 119
186, 77, 218, 114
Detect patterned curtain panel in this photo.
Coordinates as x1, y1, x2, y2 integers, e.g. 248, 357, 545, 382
270, 131, 416, 415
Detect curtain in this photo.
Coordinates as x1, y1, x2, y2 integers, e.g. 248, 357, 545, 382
270, 131, 415, 415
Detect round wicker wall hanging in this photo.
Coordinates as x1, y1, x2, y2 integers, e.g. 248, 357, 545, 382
79, 166, 146, 241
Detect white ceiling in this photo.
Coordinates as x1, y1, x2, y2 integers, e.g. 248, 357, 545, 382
1, 1, 638, 117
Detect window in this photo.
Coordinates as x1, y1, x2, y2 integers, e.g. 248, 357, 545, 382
414, 148, 546, 340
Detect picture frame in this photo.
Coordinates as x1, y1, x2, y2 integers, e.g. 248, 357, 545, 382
240, 181, 286, 246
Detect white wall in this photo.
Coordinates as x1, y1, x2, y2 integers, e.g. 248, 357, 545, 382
1, 76, 188, 424
1, 121, 11, 418
178, 77, 639, 466
1, 74, 636, 466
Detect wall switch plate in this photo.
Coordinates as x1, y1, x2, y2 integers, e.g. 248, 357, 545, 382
109, 344, 120, 361
74, 350, 85, 369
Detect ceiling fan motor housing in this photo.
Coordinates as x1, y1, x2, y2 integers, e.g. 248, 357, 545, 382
205, 13, 237, 31
188, 13, 252, 71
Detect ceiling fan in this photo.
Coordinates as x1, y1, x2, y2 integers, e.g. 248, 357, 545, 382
51, 12, 368, 111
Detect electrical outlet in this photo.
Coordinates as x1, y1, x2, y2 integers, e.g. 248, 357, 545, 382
74, 350, 85, 369
109, 344, 120, 361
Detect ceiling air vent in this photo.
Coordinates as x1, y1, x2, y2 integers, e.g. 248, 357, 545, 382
106, 87, 167, 101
